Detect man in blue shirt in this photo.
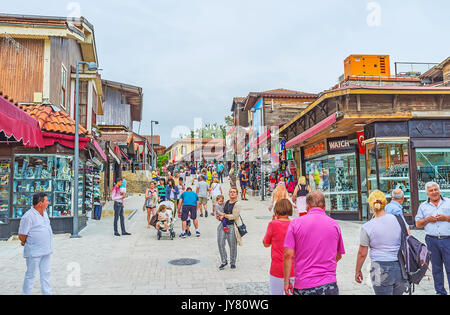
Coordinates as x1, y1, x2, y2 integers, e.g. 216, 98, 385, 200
178, 187, 200, 238
416, 182, 450, 295
385, 189, 405, 218
18, 193, 53, 295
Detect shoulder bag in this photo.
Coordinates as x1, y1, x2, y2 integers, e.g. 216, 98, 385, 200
237, 215, 248, 237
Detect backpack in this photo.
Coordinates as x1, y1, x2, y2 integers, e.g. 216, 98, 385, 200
395, 215, 431, 294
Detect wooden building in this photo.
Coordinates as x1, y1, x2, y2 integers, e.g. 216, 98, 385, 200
279, 84, 450, 223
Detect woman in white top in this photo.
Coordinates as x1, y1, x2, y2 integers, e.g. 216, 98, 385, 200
209, 178, 223, 216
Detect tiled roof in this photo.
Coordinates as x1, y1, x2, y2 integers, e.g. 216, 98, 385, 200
18, 104, 89, 135
263, 88, 304, 94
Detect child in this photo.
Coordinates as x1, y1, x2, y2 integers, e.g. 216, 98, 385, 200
155, 205, 169, 231
214, 195, 230, 233
93, 197, 102, 220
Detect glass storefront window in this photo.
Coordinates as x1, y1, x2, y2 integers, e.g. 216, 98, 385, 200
416, 148, 450, 203
13, 154, 76, 218
0, 159, 11, 224
306, 152, 359, 212
366, 141, 411, 214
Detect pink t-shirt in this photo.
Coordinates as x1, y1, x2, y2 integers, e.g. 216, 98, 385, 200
263, 220, 295, 278
284, 208, 345, 290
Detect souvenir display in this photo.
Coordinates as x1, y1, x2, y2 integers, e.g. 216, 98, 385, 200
0, 160, 11, 224
83, 160, 102, 219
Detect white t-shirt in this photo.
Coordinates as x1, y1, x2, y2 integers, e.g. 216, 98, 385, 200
360, 214, 408, 262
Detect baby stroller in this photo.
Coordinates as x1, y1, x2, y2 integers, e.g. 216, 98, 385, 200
156, 201, 177, 240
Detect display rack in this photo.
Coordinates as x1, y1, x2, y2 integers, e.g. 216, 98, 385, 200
0, 159, 11, 223
84, 160, 102, 219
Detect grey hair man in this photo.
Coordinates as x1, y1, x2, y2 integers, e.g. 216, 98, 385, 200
385, 189, 405, 218
416, 182, 450, 295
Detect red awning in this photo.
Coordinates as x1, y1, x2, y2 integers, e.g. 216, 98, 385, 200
92, 139, 108, 162
286, 113, 338, 148
0, 95, 45, 148
42, 132, 90, 149
119, 148, 131, 163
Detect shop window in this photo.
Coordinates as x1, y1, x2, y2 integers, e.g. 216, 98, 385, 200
416, 148, 450, 203
79, 81, 88, 128
366, 141, 411, 214
305, 152, 359, 212
0, 159, 11, 224
61, 65, 67, 110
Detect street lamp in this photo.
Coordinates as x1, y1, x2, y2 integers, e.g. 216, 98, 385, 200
151, 120, 159, 171
72, 61, 98, 239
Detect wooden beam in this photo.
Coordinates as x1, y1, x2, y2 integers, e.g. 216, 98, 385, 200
357, 94, 361, 112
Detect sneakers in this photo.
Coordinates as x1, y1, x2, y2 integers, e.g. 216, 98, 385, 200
196, 231, 201, 237
114, 233, 121, 237
205, 212, 208, 218
231, 265, 236, 269
219, 262, 228, 270
122, 232, 131, 236
179, 233, 187, 239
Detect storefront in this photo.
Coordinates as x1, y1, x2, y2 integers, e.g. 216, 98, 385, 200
364, 119, 450, 223
0, 134, 106, 240
303, 137, 364, 221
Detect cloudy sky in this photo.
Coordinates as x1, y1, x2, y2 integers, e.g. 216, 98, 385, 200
2, 0, 450, 146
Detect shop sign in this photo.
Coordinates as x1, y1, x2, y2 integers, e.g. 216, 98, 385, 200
328, 138, 354, 155
304, 141, 327, 160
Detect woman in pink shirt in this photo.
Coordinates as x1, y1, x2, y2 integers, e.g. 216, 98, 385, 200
263, 199, 295, 295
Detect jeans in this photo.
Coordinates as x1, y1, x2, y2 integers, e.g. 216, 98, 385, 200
94, 205, 102, 220
371, 261, 407, 295
426, 236, 450, 295
23, 255, 52, 295
218, 172, 224, 183
114, 202, 126, 234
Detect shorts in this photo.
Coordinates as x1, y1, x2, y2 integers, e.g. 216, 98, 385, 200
198, 197, 208, 205
181, 205, 197, 221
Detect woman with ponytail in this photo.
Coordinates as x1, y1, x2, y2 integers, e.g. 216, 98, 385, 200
354, 190, 409, 295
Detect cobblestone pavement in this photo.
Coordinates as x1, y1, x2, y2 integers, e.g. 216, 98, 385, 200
0, 178, 447, 295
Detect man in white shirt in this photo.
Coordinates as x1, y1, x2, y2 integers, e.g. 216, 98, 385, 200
18, 193, 53, 295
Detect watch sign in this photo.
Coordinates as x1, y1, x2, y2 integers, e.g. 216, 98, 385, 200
328, 138, 354, 154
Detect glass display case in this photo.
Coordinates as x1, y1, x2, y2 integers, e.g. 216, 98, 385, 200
13, 154, 76, 218
416, 148, 450, 203
366, 141, 411, 214
0, 159, 11, 224
306, 152, 359, 212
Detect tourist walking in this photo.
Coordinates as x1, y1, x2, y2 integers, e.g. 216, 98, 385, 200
228, 166, 237, 188
209, 178, 223, 216
292, 176, 311, 217
283, 191, 345, 295
217, 187, 242, 270
415, 182, 450, 296
18, 193, 53, 295
196, 175, 210, 217
239, 170, 249, 201
178, 187, 200, 238
112, 178, 131, 237
165, 179, 180, 218
263, 199, 296, 295
157, 178, 167, 202
355, 190, 409, 295
218, 161, 225, 183
145, 181, 159, 227
269, 182, 292, 214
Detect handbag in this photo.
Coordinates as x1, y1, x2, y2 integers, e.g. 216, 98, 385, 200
237, 215, 248, 237
149, 213, 159, 228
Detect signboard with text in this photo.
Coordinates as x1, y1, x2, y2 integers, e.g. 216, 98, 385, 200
304, 141, 327, 160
